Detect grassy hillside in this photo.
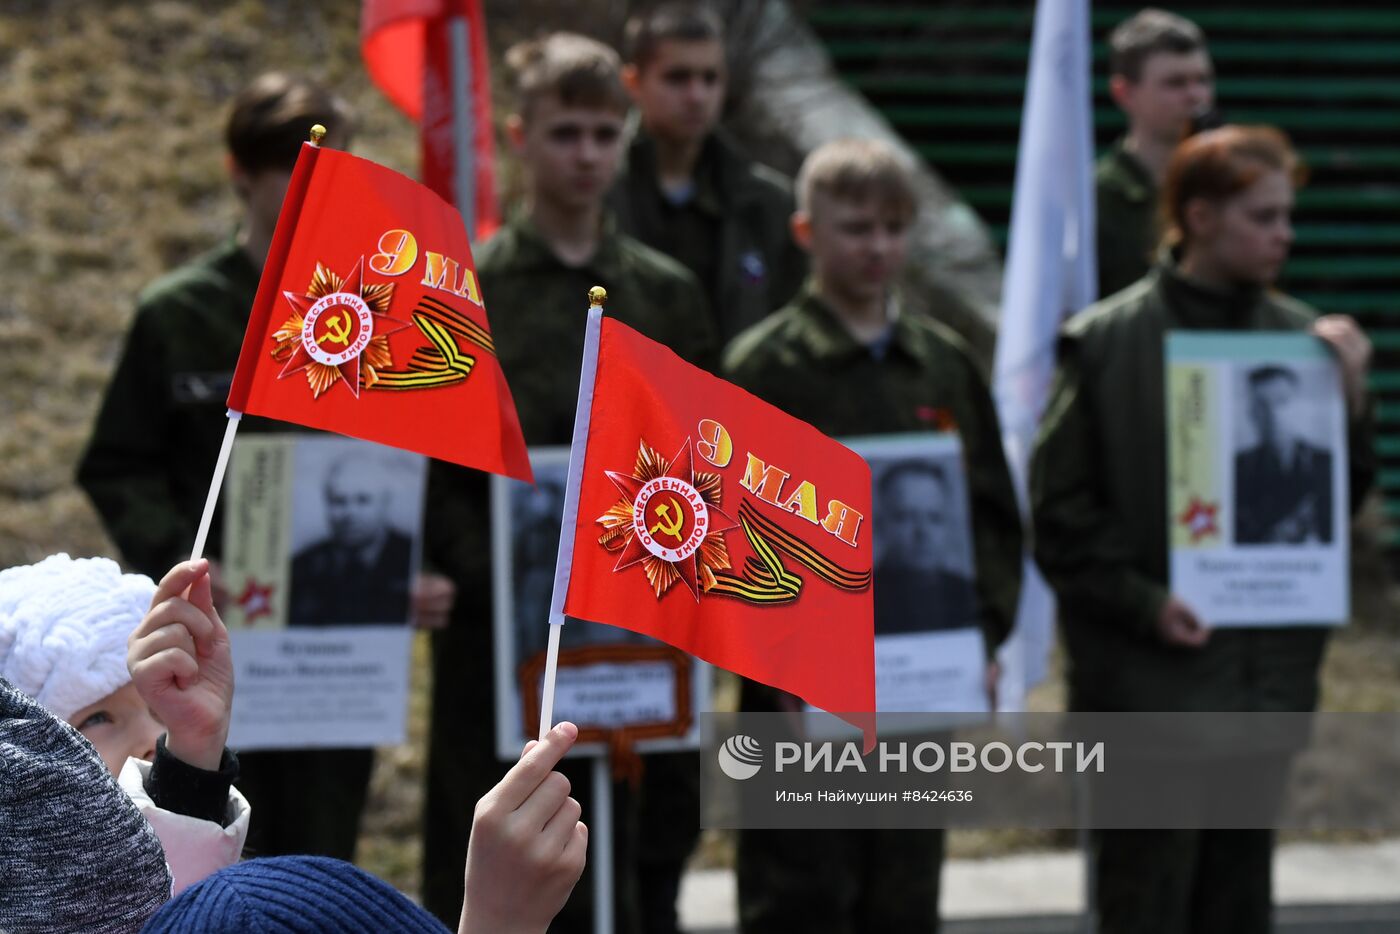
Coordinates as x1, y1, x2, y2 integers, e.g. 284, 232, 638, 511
0, 0, 414, 565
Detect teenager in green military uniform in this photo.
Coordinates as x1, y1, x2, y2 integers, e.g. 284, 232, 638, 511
75, 74, 449, 863
611, 8, 805, 926
722, 138, 1023, 934
1098, 10, 1214, 298
1032, 126, 1374, 934
420, 33, 716, 930
612, 1, 804, 342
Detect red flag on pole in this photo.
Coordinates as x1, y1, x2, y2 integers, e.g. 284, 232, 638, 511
225, 140, 530, 482
361, 0, 500, 239
547, 305, 876, 749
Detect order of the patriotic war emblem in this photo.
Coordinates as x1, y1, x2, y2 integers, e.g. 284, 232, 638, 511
272, 257, 409, 398
595, 436, 871, 606
271, 255, 500, 399
597, 438, 739, 600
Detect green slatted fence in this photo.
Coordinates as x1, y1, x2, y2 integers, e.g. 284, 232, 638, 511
808, 0, 1400, 546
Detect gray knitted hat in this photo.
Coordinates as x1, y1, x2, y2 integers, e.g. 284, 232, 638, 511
0, 676, 172, 933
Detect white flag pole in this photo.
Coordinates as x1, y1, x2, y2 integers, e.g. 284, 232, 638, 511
538, 287, 610, 934
189, 124, 328, 564
446, 15, 476, 237
539, 287, 607, 740
189, 410, 243, 562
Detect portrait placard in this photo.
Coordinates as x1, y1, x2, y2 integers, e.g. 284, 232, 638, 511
221, 434, 428, 748
1167, 332, 1348, 626
806, 433, 989, 732
492, 447, 710, 761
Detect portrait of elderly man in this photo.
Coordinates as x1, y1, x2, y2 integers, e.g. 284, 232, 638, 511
289, 455, 415, 626
873, 459, 978, 635
1234, 365, 1334, 546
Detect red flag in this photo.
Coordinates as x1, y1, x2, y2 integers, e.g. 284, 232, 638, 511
226, 142, 530, 482
361, 0, 500, 239
555, 311, 876, 748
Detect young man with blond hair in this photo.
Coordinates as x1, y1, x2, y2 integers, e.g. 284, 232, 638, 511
722, 138, 1023, 933
420, 31, 714, 931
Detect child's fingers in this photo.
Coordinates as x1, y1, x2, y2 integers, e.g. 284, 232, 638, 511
516, 770, 573, 832
494, 722, 579, 812
185, 569, 224, 629
184, 570, 231, 652
128, 623, 198, 670
560, 821, 588, 875
151, 560, 209, 612
130, 595, 215, 648
131, 645, 200, 689
538, 794, 584, 856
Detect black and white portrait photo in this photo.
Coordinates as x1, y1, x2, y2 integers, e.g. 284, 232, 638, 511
871, 454, 979, 636
287, 441, 426, 627
1233, 364, 1335, 546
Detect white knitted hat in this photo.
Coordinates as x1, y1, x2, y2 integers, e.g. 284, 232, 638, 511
0, 554, 156, 722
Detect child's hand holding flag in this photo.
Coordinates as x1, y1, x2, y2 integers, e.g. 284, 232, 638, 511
127, 559, 235, 772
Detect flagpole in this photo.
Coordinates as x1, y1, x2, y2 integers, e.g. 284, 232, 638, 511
538, 287, 610, 933
446, 15, 476, 237
189, 411, 243, 561
538, 621, 562, 739
539, 286, 607, 740
195, 123, 327, 564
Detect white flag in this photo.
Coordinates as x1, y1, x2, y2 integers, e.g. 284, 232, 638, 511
992, 0, 1097, 702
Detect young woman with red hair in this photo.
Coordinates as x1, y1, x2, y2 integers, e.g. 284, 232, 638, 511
1029, 126, 1373, 934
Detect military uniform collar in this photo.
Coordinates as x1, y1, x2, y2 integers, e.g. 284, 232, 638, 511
628, 131, 732, 216
1155, 254, 1264, 328
500, 212, 627, 282
792, 283, 923, 364
219, 231, 261, 282
1107, 138, 1155, 204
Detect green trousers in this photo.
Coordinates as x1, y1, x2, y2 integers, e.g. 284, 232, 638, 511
737, 828, 944, 933
1095, 829, 1272, 934
235, 748, 374, 860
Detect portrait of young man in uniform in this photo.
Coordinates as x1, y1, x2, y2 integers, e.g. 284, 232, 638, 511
1234, 365, 1334, 546
873, 458, 978, 635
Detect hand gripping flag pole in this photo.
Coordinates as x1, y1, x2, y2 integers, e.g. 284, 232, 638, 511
540, 286, 611, 934
187, 123, 328, 562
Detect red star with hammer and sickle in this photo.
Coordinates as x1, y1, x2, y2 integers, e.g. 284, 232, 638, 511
237, 579, 275, 624
605, 441, 739, 600
1178, 497, 1220, 542
277, 256, 411, 398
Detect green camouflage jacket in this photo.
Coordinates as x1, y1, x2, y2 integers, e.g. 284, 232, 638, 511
1095, 139, 1158, 300
425, 216, 718, 624
611, 131, 806, 343
1031, 261, 1375, 711
722, 284, 1024, 657
77, 238, 293, 577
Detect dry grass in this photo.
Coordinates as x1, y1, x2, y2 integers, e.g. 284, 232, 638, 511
0, 0, 418, 566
